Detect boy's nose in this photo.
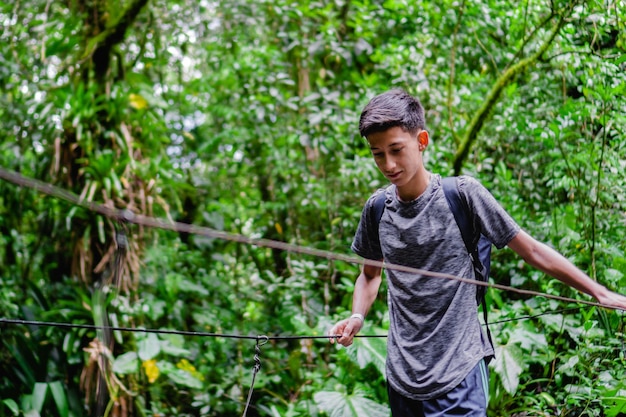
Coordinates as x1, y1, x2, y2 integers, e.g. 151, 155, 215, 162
382, 157, 396, 172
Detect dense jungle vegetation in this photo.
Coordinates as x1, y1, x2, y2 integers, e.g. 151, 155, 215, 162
1, 0, 625, 416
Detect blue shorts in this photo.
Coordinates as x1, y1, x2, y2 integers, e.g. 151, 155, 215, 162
388, 359, 489, 417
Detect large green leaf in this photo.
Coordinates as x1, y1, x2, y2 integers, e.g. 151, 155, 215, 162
1, 399, 19, 415
137, 333, 161, 361
603, 390, 626, 417
507, 322, 547, 352
48, 381, 69, 417
491, 342, 524, 395
157, 361, 204, 389
345, 334, 387, 376
313, 389, 390, 417
113, 351, 140, 374
164, 369, 203, 389
30, 383, 47, 413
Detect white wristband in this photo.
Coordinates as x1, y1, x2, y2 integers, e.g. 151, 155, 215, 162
350, 313, 365, 323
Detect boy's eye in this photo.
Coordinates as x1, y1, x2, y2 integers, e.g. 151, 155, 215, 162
391, 148, 403, 153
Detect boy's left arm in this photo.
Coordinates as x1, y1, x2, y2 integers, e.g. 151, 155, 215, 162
507, 230, 626, 310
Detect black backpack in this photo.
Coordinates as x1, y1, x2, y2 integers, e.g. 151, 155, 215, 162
371, 176, 494, 349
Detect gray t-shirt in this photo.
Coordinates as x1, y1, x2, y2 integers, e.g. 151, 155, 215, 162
351, 174, 520, 400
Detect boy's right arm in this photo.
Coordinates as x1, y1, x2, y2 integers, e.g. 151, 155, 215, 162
329, 263, 383, 347
508, 230, 626, 310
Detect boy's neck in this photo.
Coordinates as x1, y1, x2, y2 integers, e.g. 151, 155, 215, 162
396, 170, 432, 202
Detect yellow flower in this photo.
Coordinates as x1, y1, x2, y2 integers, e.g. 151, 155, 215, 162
129, 93, 148, 110
176, 358, 194, 372
176, 359, 205, 381
142, 359, 159, 383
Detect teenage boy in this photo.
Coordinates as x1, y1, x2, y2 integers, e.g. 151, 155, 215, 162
329, 89, 626, 417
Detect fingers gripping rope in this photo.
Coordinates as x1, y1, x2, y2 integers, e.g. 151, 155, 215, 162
241, 335, 269, 417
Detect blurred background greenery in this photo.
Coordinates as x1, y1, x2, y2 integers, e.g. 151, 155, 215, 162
0, 0, 625, 415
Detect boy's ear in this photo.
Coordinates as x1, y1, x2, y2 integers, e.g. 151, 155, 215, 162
418, 130, 429, 150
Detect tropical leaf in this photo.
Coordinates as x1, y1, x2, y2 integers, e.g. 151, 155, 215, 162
313, 389, 390, 417
112, 351, 139, 374
491, 342, 524, 395
602, 390, 626, 417
137, 333, 161, 361
48, 381, 69, 417
1, 399, 19, 415
345, 333, 387, 377
157, 361, 204, 389
507, 322, 547, 352
31, 383, 47, 413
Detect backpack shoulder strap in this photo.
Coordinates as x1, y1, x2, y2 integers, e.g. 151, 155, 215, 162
370, 190, 387, 250
442, 177, 494, 351
441, 177, 488, 275
441, 177, 475, 254
372, 190, 386, 228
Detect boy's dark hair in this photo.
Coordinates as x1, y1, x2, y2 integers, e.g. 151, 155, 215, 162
358, 89, 426, 138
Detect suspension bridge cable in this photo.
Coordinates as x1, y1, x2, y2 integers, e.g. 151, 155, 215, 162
0, 306, 596, 340
0, 317, 385, 340
0, 166, 619, 311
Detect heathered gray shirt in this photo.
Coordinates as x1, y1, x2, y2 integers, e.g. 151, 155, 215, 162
351, 174, 520, 400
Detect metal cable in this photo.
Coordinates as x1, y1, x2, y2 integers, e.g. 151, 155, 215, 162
0, 318, 345, 340
241, 336, 269, 417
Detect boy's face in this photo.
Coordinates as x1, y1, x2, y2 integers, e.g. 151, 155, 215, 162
367, 126, 429, 197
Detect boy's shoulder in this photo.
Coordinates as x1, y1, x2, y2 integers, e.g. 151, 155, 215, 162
456, 174, 482, 188
453, 175, 492, 200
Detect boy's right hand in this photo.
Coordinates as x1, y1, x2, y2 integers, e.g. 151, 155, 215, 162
328, 317, 363, 347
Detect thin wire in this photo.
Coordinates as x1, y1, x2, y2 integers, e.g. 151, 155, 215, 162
0, 167, 618, 311
1, 308, 623, 346
0, 308, 593, 340
487, 307, 583, 326
0, 318, 348, 340
619, 310, 625, 355
241, 336, 269, 417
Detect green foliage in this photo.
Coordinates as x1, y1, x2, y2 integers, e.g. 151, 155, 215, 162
1, 0, 625, 415
314, 388, 390, 417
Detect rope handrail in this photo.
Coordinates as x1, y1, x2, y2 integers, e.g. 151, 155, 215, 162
0, 166, 618, 311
